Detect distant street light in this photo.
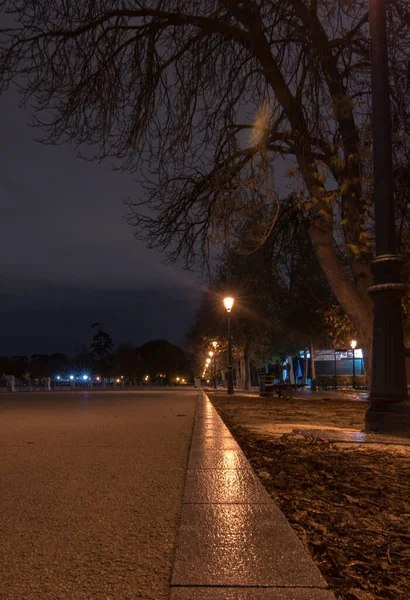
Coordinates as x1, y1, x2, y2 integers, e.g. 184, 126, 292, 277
351, 340, 357, 389
223, 297, 234, 395
366, 0, 409, 434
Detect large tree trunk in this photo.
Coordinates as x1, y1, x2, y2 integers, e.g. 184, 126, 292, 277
309, 222, 373, 380
239, 343, 251, 390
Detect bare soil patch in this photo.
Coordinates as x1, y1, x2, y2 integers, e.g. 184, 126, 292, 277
209, 392, 410, 600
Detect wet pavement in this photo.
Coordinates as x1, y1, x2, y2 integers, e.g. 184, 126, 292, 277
170, 391, 335, 599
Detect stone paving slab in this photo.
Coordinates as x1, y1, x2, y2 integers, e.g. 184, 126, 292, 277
187, 447, 253, 470
192, 421, 230, 433
170, 588, 337, 600
189, 437, 240, 451
170, 391, 335, 598
171, 503, 327, 588
184, 468, 271, 503
192, 432, 233, 439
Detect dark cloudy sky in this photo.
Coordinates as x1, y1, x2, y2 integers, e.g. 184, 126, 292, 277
0, 90, 203, 356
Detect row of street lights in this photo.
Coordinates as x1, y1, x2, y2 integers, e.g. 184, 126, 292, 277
202, 0, 410, 433
202, 297, 235, 395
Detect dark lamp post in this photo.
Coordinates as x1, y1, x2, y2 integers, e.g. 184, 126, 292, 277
223, 297, 234, 395
366, 0, 409, 434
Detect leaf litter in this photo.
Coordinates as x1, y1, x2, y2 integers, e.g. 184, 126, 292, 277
209, 393, 410, 600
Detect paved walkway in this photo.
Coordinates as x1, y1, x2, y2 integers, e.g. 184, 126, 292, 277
1, 388, 337, 599
0, 389, 197, 600
170, 391, 335, 599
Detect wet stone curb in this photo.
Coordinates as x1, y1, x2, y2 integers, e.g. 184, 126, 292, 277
169, 391, 336, 599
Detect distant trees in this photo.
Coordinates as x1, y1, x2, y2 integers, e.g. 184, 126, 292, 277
0, 355, 28, 378
189, 194, 333, 384
91, 322, 114, 376
136, 340, 191, 384
113, 343, 139, 381
0, 338, 191, 383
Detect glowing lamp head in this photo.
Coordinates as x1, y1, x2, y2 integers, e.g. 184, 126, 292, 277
223, 297, 234, 312
96, 376, 100, 381
212, 341, 218, 349
69, 375, 74, 380
206, 358, 211, 364
350, 340, 357, 350
82, 375, 88, 381
56, 375, 61, 380
209, 351, 214, 357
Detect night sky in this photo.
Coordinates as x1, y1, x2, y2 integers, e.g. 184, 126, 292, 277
0, 90, 203, 356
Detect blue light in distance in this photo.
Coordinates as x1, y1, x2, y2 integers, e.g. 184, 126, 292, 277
56, 375, 61, 380
82, 374, 88, 381
69, 375, 74, 380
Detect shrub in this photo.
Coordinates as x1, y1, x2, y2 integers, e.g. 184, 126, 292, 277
317, 374, 367, 390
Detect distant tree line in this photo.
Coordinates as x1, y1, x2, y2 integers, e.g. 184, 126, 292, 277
0, 325, 192, 384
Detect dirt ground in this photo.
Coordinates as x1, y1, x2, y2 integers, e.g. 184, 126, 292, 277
208, 391, 410, 600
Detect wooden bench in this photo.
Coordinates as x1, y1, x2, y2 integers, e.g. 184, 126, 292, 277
259, 376, 307, 399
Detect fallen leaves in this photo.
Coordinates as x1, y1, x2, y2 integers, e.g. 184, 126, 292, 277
210, 394, 410, 600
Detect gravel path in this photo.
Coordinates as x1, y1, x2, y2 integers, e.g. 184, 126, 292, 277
0, 389, 197, 600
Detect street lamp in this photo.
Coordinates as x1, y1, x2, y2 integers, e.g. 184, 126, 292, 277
350, 340, 357, 389
366, 0, 409, 434
223, 297, 234, 395
211, 342, 218, 388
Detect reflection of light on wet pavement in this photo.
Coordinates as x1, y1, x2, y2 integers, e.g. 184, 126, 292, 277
209, 505, 253, 572
221, 449, 237, 469
218, 470, 241, 500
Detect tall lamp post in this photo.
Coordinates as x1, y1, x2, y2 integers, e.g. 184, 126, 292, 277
366, 0, 409, 434
223, 297, 234, 395
351, 340, 357, 389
